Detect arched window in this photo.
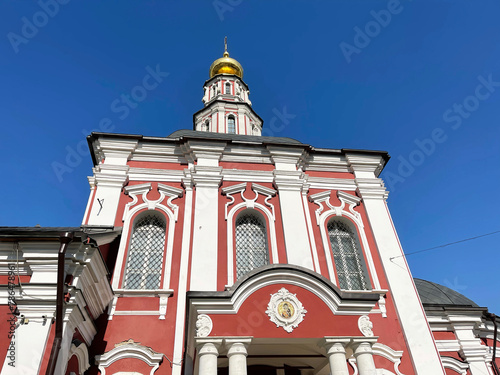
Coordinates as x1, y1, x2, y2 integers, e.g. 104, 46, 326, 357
327, 219, 370, 290
124, 213, 166, 290
225, 82, 231, 94
227, 115, 236, 134
235, 212, 269, 279
202, 120, 209, 132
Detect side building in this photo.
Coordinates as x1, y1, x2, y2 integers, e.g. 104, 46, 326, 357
0, 45, 498, 375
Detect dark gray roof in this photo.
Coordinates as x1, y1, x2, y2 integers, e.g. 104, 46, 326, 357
0, 227, 82, 235
0, 226, 120, 244
167, 129, 305, 145
414, 278, 478, 307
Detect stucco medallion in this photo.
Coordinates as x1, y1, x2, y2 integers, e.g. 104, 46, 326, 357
358, 315, 374, 337
195, 314, 213, 337
265, 287, 307, 333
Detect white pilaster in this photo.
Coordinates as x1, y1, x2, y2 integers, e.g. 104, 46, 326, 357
347, 153, 446, 375
86, 138, 137, 226
188, 141, 225, 291
454, 323, 489, 375
270, 146, 313, 270
172, 174, 194, 375
1, 317, 52, 375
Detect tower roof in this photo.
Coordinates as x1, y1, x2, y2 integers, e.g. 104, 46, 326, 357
209, 37, 243, 78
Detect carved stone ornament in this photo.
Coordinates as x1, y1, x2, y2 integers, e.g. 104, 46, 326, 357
358, 315, 374, 337
195, 314, 213, 337
265, 287, 307, 333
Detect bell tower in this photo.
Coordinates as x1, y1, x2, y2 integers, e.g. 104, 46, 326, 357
193, 37, 263, 135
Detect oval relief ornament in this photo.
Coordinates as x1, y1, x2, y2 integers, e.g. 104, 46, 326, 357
265, 288, 307, 333
195, 314, 213, 337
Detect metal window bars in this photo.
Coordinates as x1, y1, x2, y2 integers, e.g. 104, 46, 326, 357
124, 214, 166, 290
228, 116, 236, 134
235, 213, 269, 279
327, 220, 368, 290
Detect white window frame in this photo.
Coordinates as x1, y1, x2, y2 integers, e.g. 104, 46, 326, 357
310, 190, 381, 290
326, 218, 371, 290
112, 183, 183, 292
234, 210, 270, 279
227, 115, 236, 134
223, 183, 279, 286
123, 212, 166, 290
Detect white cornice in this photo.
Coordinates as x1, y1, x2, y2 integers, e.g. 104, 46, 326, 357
345, 153, 386, 176
93, 138, 139, 165
305, 176, 357, 191
355, 178, 388, 200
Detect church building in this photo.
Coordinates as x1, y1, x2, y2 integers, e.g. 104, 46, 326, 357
0, 42, 498, 375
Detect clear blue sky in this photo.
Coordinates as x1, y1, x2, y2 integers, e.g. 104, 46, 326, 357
1, 1, 499, 312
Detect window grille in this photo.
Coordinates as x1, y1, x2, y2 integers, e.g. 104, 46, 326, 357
124, 214, 166, 290
235, 213, 269, 279
327, 220, 370, 290
228, 116, 236, 134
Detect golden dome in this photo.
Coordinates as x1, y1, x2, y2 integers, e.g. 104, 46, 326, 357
209, 37, 243, 79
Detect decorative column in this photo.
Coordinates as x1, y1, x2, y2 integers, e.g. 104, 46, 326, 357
196, 339, 222, 375
225, 338, 252, 375
323, 338, 350, 375
351, 339, 377, 375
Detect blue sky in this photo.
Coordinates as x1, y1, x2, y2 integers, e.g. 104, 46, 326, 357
1, 1, 499, 312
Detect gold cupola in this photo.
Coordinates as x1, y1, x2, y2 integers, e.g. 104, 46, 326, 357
209, 37, 244, 79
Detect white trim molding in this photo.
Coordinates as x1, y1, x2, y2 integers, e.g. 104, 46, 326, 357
68, 342, 90, 375
112, 183, 183, 291
222, 183, 279, 286
107, 289, 174, 320
95, 340, 164, 375
440, 356, 469, 375
188, 267, 380, 321
372, 343, 405, 375
309, 190, 381, 290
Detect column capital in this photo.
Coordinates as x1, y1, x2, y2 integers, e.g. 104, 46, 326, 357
224, 337, 252, 347
350, 337, 378, 355
226, 341, 250, 358
321, 337, 352, 351
195, 338, 223, 354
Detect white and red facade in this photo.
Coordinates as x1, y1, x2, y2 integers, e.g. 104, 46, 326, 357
0, 53, 499, 375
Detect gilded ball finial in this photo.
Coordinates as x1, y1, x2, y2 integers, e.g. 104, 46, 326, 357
209, 37, 243, 78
